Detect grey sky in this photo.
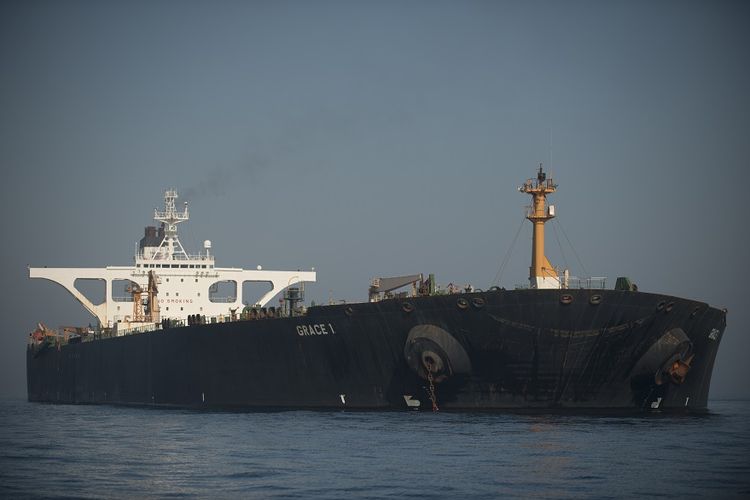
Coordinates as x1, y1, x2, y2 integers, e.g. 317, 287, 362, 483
1, 0, 748, 399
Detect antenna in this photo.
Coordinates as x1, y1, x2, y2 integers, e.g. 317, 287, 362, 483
547, 126, 552, 171
154, 189, 190, 260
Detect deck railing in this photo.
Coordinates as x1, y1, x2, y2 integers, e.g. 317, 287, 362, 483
513, 276, 607, 290
567, 277, 607, 289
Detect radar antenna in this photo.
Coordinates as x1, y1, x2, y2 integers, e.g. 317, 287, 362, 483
154, 189, 189, 260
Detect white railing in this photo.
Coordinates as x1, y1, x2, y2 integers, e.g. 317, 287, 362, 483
567, 277, 607, 289
162, 253, 213, 261
136, 252, 214, 262
209, 297, 236, 303
116, 323, 164, 336
511, 277, 607, 290
114, 312, 245, 337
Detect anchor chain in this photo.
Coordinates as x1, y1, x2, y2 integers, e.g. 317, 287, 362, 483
424, 360, 439, 412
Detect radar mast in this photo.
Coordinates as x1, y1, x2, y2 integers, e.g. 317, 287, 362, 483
154, 189, 189, 260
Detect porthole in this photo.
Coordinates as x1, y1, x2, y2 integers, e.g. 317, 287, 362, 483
471, 297, 486, 308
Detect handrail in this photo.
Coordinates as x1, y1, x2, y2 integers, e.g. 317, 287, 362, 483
136, 252, 214, 262
567, 277, 607, 289
208, 297, 236, 303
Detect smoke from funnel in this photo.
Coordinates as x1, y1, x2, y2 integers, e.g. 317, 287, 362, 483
179, 108, 361, 203
181, 152, 270, 203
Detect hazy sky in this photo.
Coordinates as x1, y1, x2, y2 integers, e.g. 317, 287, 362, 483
1, 0, 748, 399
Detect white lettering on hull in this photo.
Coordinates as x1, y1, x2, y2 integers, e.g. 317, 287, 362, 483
296, 323, 337, 336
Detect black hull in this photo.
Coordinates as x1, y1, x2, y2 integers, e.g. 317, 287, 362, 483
27, 289, 726, 411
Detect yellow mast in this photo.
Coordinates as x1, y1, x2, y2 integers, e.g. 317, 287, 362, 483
519, 164, 560, 289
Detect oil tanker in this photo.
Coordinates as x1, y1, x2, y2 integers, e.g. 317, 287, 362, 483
26, 167, 726, 411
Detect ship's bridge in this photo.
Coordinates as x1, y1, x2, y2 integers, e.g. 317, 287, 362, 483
29, 189, 315, 329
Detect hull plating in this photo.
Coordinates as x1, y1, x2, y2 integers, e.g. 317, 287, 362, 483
27, 289, 726, 411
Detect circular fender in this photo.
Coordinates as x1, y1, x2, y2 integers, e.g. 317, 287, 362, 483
403, 325, 472, 383
631, 328, 692, 385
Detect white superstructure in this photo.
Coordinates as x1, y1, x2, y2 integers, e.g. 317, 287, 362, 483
30, 190, 316, 331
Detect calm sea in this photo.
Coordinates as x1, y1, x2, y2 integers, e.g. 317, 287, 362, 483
1, 399, 748, 499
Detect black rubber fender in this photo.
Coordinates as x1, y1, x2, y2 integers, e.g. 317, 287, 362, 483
403, 325, 472, 383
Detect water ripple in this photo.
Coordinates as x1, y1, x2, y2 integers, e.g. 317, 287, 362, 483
1, 399, 749, 498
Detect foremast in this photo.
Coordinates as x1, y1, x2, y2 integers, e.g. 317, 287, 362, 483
519, 165, 560, 289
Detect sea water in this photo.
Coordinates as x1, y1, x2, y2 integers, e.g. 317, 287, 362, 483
1, 399, 749, 499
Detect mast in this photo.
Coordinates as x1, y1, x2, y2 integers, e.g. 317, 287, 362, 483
519, 164, 560, 289
153, 189, 189, 260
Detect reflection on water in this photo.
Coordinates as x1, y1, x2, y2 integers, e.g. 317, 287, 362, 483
0, 400, 748, 498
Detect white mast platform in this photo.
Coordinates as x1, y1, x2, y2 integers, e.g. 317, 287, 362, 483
29, 190, 316, 330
